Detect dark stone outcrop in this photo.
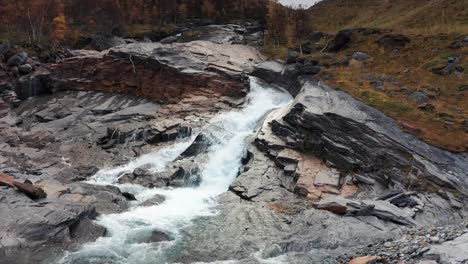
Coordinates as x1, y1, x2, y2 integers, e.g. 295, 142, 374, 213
117, 163, 201, 188
7, 52, 28, 67
286, 49, 300, 64
325, 29, 353, 52
251, 61, 301, 96
270, 78, 467, 194
377, 34, 410, 48
141, 194, 166, 207
0, 187, 102, 262
15, 69, 51, 100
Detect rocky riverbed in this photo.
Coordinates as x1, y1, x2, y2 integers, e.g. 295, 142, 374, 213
0, 24, 467, 264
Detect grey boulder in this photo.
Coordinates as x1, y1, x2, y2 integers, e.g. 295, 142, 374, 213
7, 52, 28, 67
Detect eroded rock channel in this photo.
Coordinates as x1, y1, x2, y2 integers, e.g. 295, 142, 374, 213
0, 27, 467, 264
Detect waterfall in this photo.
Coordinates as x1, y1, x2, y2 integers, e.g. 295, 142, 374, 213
59, 77, 293, 264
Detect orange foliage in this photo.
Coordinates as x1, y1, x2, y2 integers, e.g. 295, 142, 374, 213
50, 15, 68, 43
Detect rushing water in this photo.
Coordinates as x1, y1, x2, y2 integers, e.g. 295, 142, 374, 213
59, 77, 293, 264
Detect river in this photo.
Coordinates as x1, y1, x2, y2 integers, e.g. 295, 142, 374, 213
58, 77, 293, 264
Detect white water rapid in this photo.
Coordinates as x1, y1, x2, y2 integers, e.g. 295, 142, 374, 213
59, 77, 293, 264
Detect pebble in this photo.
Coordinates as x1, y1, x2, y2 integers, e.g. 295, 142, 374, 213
344, 221, 468, 264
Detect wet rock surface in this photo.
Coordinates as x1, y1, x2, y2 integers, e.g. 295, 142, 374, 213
0, 83, 236, 262
1, 25, 467, 264
169, 61, 467, 263
0, 29, 266, 261
31, 40, 264, 105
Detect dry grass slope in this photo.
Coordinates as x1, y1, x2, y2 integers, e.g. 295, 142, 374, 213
277, 0, 468, 152
308, 0, 468, 35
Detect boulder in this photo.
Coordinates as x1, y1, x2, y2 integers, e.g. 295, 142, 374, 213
286, 49, 300, 64
377, 34, 410, 48
7, 52, 28, 67
168, 164, 202, 188
0, 44, 10, 57
68, 183, 129, 214
149, 230, 172, 242
179, 134, 212, 158
122, 192, 137, 201
117, 168, 170, 188
326, 29, 352, 52
300, 65, 321, 75
91, 34, 126, 51
352, 51, 370, 61
117, 163, 201, 188
69, 218, 107, 244
18, 64, 33, 75
128, 229, 173, 244
0, 187, 99, 251
408, 91, 429, 104
313, 197, 349, 215
141, 194, 166, 207
71, 166, 99, 182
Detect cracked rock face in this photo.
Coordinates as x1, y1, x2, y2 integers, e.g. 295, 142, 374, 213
270, 77, 468, 195
22, 41, 264, 104
1, 30, 467, 264
0, 86, 241, 262
171, 65, 468, 263
0, 38, 265, 262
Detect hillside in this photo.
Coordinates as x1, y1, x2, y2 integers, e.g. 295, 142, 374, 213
308, 0, 468, 34
271, 0, 468, 152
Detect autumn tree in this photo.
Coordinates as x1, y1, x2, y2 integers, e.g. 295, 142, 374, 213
286, 5, 310, 55
266, 0, 287, 48
50, 15, 68, 45
0, 0, 271, 46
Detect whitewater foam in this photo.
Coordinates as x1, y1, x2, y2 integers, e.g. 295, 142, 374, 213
59, 77, 292, 264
